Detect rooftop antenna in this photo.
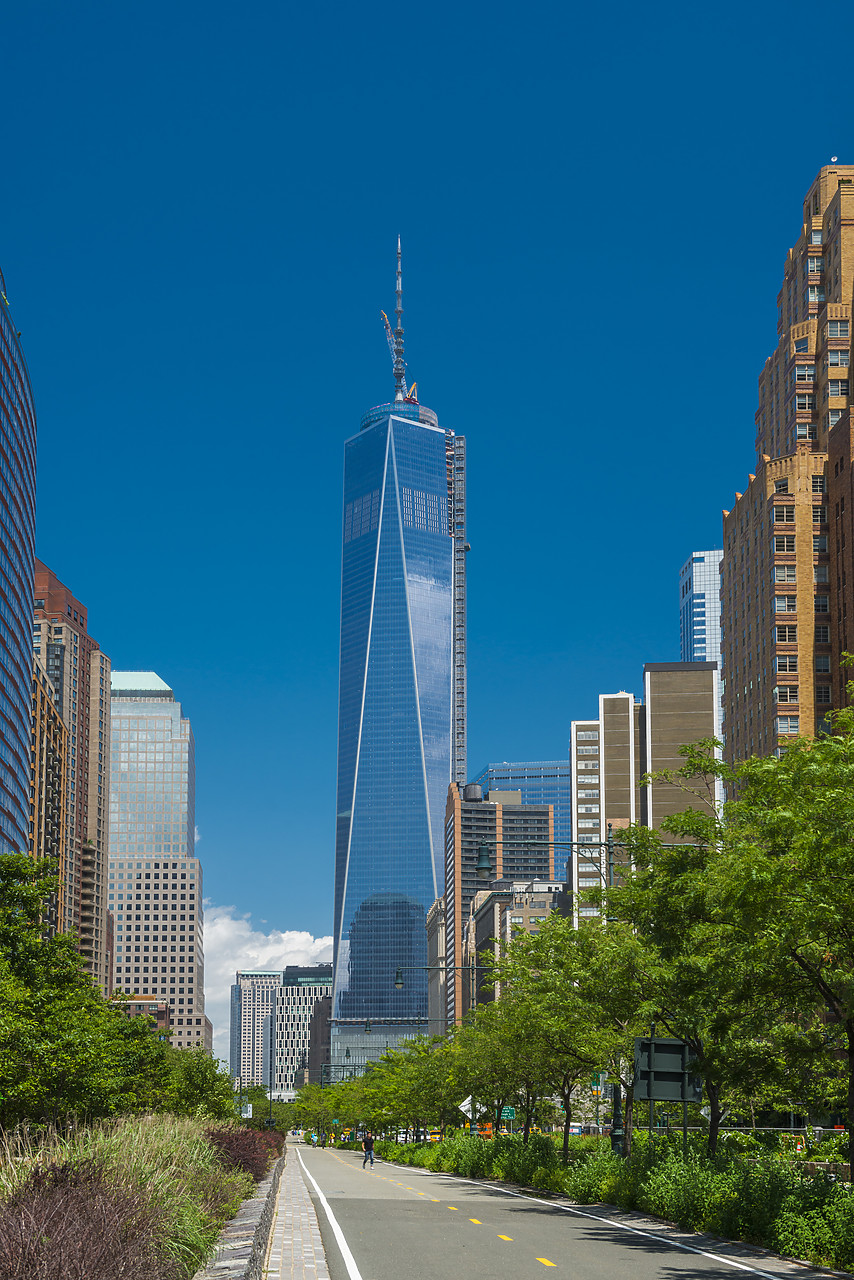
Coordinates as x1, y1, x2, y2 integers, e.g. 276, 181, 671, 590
393, 235, 406, 402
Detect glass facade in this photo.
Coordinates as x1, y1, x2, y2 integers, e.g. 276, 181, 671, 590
334, 403, 461, 1036
0, 270, 37, 855
108, 672, 206, 1050
679, 551, 723, 666
471, 760, 573, 870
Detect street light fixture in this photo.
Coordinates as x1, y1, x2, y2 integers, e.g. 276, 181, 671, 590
475, 842, 493, 880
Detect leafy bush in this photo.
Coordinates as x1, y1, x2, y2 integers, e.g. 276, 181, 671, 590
0, 1159, 180, 1279
204, 1126, 282, 1181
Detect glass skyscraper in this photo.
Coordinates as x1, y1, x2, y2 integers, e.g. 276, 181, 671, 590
679, 550, 723, 666
108, 672, 210, 1051
0, 270, 37, 856
333, 249, 465, 1059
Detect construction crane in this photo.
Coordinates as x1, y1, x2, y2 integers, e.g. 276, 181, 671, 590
380, 310, 395, 363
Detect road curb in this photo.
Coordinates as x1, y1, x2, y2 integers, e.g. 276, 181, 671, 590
192, 1148, 288, 1280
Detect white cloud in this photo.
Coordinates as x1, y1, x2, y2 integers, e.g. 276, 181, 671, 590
195, 826, 202, 844
202, 903, 333, 1064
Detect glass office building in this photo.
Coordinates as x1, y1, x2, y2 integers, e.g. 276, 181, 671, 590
108, 672, 209, 1050
0, 270, 37, 855
679, 550, 723, 666
471, 760, 573, 874
333, 399, 464, 1056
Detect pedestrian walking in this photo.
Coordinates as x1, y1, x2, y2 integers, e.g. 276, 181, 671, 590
362, 1132, 375, 1168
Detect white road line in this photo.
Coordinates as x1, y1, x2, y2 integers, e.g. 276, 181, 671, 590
297, 1149, 364, 1280
376, 1159, 786, 1280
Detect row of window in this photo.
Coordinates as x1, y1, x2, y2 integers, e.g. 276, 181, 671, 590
773, 595, 829, 612
773, 565, 828, 582
774, 624, 832, 644
772, 506, 826, 524
773, 535, 827, 552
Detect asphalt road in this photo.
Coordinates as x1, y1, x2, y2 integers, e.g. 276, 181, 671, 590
296, 1146, 837, 1280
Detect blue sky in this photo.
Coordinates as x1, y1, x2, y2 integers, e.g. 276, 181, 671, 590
3, 1, 852, 1015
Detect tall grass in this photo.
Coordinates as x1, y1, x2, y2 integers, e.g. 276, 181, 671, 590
0, 1115, 256, 1277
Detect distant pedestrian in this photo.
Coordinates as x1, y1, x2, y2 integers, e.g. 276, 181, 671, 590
362, 1132, 375, 1168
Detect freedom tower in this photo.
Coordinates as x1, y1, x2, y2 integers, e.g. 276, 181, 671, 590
332, 242, 466, 1063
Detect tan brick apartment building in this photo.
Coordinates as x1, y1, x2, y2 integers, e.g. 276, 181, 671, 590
722, 165, 853, 758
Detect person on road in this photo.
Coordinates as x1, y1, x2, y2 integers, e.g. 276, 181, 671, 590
362, 1132, 375, 1168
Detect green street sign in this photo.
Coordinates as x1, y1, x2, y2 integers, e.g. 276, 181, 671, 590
501, 1106, 516, 1119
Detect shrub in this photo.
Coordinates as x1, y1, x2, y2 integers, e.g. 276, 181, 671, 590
204, 1126, 280, 1181
0, 1159, 180, 1280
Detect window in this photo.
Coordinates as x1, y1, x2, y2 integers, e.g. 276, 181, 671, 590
812, 475, 826, 493
811, 231, 822, 246
808, 286, 825, 303
829, 380, 850, 398
577, 746, 599, 755
816, 625, 830, 643
577, 731, 599, 741
815, 595, 829, 612
774, 595, 797, 612
813, 506, 827, 523
828, 320, 850, 338
814, 535, 828, 552
775, 716, 800, 735
807, 256, 824, 272
774, 686, 799, 703
774, 479, 789, 493
829, 350, 850, 367
796, 393, 815, 410
774, 506, 796, 523
794, 337, 809, 353
816, 654, 831, 672
816, 685, 832, 704
774, 565, 796, 582
795, 366, 815, 382
797, 424, 818, 440
775, 625, 797, 642
814, 565, 829, 583
774, 535, 795, 552
828, 410, 843, 428
775, 655, 798, 672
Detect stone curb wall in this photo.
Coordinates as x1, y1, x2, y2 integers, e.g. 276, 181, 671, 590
192, 1147, 287, 1280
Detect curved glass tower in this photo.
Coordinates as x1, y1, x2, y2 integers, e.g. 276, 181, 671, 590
332, 249, 466, 1059
0, 269, 37, 855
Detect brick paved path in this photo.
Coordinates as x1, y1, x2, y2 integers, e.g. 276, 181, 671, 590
264, 1149, 330, 1280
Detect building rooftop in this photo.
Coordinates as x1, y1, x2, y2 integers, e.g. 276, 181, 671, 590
111, 671, 173, 694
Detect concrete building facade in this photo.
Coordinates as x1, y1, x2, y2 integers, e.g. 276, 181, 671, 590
230, 970, 284, 1084
462, 879, 571, 1013
264, 966, 333, 1097
571, 665, 719, 923
34, 562, 112, 992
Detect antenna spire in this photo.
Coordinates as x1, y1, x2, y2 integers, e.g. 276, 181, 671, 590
393, 235, 406, 402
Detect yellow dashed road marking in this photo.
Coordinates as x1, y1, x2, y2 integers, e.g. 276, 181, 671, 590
448, 1206, 459, 1210
430, 1198, 440, 1202
469, 1218, 482, 1224
537, 1260, 557, 1267
498, 1235, 513, 1241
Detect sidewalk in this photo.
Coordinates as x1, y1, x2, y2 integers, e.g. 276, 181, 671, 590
264, 1148, 330, 1280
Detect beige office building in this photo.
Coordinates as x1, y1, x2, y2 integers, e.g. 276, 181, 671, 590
722, 165, 854, 757
571, 664, 719, 922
